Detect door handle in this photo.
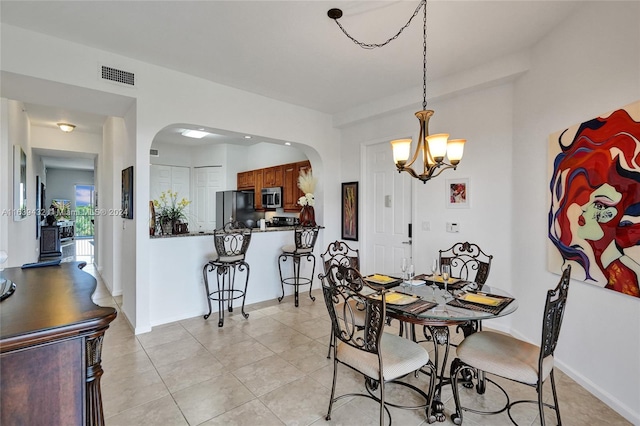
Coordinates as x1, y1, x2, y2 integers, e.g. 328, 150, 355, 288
402, 240, 412, 245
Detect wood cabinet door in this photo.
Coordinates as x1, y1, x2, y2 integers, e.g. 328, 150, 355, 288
282, 163, 297, 211
265, 165, 283, 187
254, 169, 264, 210
237, 171, 255, 190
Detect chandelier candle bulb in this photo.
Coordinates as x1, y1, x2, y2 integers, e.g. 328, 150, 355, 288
426, 133, 449, 161
391, 139, 412, 165
447, 139, 466, 164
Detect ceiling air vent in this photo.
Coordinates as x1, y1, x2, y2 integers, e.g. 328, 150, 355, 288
101, 65, 135, 86
150, 149, 159, 157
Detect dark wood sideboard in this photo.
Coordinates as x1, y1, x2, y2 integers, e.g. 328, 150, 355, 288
0, 262, 117, 425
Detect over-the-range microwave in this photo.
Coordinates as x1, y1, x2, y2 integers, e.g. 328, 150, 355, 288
261, 187, 282, 208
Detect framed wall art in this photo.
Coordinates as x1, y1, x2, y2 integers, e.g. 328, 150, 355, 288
446, 178, 470, 209
121, 166, 134, 219
341, 181, 358, 241
13, 145, 27, 221
547, 101, 640, 299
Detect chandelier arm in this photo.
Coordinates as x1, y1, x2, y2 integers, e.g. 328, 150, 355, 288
420, 164, 457, 182
329, 0, 426, 50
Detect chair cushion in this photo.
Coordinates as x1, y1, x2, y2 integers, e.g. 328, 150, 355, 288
337, 332, 430, 382
210, 253, 245, 263
456, 331, 554, 385
281, 244, 313, 254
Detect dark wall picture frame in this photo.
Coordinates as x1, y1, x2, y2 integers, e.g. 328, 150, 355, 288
36, 176, 42, 239
341, 181, 358, 241
121, 166, 134, 219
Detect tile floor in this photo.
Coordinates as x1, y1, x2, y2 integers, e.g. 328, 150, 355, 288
86, 265, 630, 426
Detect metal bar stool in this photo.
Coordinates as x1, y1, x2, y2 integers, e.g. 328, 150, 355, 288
278, 225, 320, 307
202, 221, 252, 327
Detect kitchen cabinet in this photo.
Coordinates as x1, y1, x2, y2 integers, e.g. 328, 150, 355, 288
263, 165, 283, 187
237, 170, 255, 190
237, 161, 310, 212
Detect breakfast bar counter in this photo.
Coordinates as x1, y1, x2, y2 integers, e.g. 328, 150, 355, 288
148, 227, 321, 328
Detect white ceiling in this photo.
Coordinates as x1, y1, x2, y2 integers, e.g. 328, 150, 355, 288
1, 0, 583, 169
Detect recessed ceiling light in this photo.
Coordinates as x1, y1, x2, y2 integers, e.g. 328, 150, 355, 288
244, 135, 252, 139
57, 123, 76, 133
284, 142, 291, 146
181, 129, 209, 139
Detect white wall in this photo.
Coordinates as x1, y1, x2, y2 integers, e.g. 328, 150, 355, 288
2, 100, 37, 267
45, 168, 94, 207
511, 1, 640, 422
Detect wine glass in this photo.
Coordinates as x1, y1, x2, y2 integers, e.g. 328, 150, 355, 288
406, 264, 415, 292
442, 264, 451, 299
430, 258, 439, 300
400, 258, 408, 286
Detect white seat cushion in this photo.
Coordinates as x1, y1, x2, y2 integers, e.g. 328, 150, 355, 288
456, 331, 554, 385
210, 253, 245, 263
336, 299, 366, 327
337, 332, 430, 382
281, 244, 313, 254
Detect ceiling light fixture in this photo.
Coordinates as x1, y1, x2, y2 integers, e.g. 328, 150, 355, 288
181, 129, 209, 139
57, 123, 76, 133
328, 0, 465, 183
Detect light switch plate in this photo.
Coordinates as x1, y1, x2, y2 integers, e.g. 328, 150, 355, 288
446, 222, 460, 233
384, 195, 392, 208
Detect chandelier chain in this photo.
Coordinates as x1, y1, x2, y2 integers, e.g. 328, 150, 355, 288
422, 1, 427, 110
331, 0, 426, 50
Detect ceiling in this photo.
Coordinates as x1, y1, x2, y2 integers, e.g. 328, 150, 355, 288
1, 0, 582, 169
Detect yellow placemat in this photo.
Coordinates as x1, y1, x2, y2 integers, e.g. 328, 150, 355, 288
366, 274, 397, 284
424, 275, 461, 284
458, 293, 502, 306
370, 291, 421, 305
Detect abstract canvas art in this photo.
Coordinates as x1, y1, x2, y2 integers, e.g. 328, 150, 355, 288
548, 101, 640, 298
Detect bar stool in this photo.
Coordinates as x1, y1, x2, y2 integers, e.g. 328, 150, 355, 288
278, 225, 320, 307
202, 222, 252, 327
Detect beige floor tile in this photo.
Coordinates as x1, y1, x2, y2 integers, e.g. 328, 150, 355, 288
172, 373, 255, 425
260, 375, 331, 425
199, 399, 284, 426
103, 348, 156, 378
105, 395, 188, 426
137, 322, 192, 349
155, 351, 224, 393
210, 338, 275, 370
253, 328, 314, 354
101, 368, 170, 418
232, 354, 305, 396
278, 340, 332, 374
145, 335, 210, 368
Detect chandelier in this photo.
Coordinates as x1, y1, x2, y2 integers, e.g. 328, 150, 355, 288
328, 0, 465, 183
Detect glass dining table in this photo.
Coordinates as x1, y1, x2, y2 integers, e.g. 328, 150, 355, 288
366, 275, 519, 422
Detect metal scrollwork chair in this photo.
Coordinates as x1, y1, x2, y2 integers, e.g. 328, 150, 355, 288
449, 265, 572, 425
202, 221, 252, 327
320, 264, 437, 425
278, 225, 320, 307
439, 241, 493, 286
320, 240, 362, 358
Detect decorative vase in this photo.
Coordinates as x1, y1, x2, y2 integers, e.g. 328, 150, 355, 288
161, 221, 173, 235
300, 205, 316, 226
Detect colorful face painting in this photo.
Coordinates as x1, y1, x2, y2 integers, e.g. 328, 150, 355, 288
548, 102, 640, 298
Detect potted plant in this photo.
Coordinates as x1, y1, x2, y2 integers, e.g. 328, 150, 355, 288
153, 190, 191, 235
297, 170, 317, 226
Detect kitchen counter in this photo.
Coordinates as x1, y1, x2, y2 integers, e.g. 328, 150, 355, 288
150, 226, 299, 238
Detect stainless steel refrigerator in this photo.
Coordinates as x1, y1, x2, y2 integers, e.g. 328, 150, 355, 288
215, 190, 263, 229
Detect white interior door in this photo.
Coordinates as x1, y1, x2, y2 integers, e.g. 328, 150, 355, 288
364, 141, 413, 275
194, 166, 222, 232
